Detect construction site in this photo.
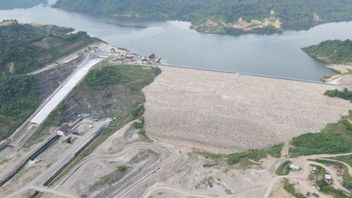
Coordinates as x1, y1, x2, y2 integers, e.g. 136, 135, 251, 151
1, 39, 352, 198
144, 66, 352, 154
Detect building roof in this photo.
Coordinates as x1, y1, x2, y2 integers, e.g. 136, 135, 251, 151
289, 164, 300, 170
58, 123, 70, 133
325, 174, 332, 180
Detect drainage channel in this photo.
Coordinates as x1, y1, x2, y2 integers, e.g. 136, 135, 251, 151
0, 135, 61, 187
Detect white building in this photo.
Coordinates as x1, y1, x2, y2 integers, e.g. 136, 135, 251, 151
289, 164, 301, 171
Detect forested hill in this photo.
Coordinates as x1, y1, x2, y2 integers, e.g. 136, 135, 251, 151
0, 20, 98, 75
0, 20, 99, 141
54, 0, 352, 35
303, 40, 352, 65
0, 0, 47, 9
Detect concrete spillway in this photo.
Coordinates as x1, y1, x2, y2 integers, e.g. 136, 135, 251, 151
31, 53, 106, 125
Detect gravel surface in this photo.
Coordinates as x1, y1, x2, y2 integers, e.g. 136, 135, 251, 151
143, 66, 352, 154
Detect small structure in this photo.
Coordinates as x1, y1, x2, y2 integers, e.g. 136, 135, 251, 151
142, 57, 149, 64
126, 54, 134, 60
289, 164, 301, 171
312, 192, 320, 198
96, 123, 108, 134
324, 173, 333, 184
57, 123, 71, 136
149, 53, 156, 60
207, 180, 213, 188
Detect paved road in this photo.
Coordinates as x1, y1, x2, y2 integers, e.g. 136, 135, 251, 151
142, 183, 265, 198
108, 152, 184, 198
5, 185, 78, 198
55, 142, 160, 187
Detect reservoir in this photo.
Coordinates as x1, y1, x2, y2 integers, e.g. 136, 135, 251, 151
1, 5, 352, 81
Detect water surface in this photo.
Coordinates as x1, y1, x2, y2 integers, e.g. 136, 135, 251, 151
1, 5, 352, 81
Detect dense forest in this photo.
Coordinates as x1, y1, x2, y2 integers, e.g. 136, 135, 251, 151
0, 75, 38, 140
0, 0, 47, 9
303, 39, 352, 65
54, 0, 352, 34
0, 20, 98, 74
0, 21, 98, 140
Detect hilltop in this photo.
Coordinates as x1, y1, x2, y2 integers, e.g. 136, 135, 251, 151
54, 0, 352, 35
0, 20, 99, 75
303, 39, 352, 65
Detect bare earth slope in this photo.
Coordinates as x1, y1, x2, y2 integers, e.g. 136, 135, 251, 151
143, 66, 352, 154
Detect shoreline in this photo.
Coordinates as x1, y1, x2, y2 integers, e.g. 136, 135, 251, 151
45, 4, 352, 37
161, 63, 334, 86
302, 49, 352, 86
323, 64, 352, 87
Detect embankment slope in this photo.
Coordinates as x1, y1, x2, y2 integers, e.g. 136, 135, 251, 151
143, 66, 352, 154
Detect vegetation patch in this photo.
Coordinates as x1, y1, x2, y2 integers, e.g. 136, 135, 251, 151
54, 0, 352, 34
0, 20, 98, 74
276, 160, 292, 175
85, 65, 161, 93
303, 39, 352, 65
89, 165, 128, 192
320, 186, 350, 198
311, 159, 352, 190
227, 149, 267, 165
131, 105, 145, 119
282, 179, 305, 198
227, 143, 283, 165
325, 88, 352, 102
133, 117, 144, 129
310, 162, 351, 197
333, 155, 352, 168
289, 113, 352, 156
266, 143, 284, 158
132, 117, 150, 141
0, 75, 38, 140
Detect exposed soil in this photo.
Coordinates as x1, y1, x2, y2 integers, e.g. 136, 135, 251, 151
34, 57, 83, 103
143, 66, 352, 154
62, 84, 137, 121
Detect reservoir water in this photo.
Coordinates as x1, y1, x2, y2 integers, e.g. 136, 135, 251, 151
1, 5, 352, 81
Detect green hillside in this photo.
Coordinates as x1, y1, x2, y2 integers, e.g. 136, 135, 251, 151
303, 39, 352, 65
54, 0, 352, 35
0, 75, 38, 140
0, 21, 98, 141
0, 20, 98, 75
